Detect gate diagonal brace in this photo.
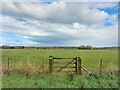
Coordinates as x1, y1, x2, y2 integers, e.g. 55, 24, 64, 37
81, 66, 91, 75
56, 58, 76, 72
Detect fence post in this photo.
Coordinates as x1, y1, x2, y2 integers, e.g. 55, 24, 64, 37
43, 59, 44, 73
8, 57, 10, 69
98, 59, 103, 74
76, 57, 82, 75
49, 56, 53, 73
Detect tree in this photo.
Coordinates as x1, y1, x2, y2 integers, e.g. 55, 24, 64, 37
86, 45, 92, 50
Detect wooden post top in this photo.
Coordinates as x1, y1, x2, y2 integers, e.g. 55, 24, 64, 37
49, 56, 53, 60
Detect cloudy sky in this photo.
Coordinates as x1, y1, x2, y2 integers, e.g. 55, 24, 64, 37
0, 1, 118, 46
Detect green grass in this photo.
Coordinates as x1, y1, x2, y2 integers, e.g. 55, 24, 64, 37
2, 49, 118, 88
2, 49, 118, 71
2, 71, 118, 88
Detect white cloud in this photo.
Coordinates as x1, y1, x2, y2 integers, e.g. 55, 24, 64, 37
1, 14, 118, 46
1, 2, 118, 46
2, 2, 114, 25
1, 15, 50, 37
1, 0, 119, 2
56, 0, 119, 2
1, 0, 41, 2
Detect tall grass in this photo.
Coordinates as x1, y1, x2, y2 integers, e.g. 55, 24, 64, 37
2, 60, 118, 76
2, 49, 118, 88
2, 71, 118, 88
2, 60, 50, 76
2, 49, 118, 71
2, 60, 118, 88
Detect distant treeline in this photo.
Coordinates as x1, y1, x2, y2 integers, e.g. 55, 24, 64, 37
0, 45, 119, 50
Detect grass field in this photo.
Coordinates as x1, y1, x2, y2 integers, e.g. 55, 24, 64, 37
2, 49, 119, 88
2, 72, 118, 88
2, 49, 118, 70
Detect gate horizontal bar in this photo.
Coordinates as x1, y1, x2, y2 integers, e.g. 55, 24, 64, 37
54, 70, 76, 72
53, 66, 76, 68
56, 59, 75, 72
53, 58, 75, 59
53, 61, 76, 64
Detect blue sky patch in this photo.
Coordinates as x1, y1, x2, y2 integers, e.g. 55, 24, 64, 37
98, 6, 118, 15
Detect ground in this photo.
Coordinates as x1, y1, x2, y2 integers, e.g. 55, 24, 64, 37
2, 49, 119, 88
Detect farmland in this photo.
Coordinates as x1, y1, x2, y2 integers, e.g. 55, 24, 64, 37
2, 49, 119, 88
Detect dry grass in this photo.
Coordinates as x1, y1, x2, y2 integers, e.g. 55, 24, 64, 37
104, 63, 118, 74
0, 68, 2, 75
2, 64, 9, 74
15, 61, 22, 72
2, 61, 49, 75
2, 61, 118, 76
25, 61, 37, 75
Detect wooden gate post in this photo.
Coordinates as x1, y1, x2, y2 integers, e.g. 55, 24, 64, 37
75, 57, 77, 74
49, 56, 53, 73
76, 57, 82, 75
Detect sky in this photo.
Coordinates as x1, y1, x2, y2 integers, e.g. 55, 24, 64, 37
0, 1, 119, 47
